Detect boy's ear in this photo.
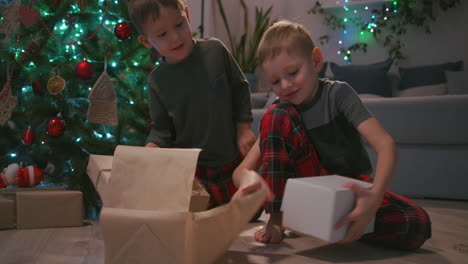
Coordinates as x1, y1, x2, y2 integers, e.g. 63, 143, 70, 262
311, 47, 324, 72
185, 6, 190, 21
138, 35, 154, 49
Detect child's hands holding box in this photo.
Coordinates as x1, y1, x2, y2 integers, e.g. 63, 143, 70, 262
335, 181, 383, 243
281, 175, 376, 243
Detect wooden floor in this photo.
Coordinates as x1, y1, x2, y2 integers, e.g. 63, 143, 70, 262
1, 199, 467, 264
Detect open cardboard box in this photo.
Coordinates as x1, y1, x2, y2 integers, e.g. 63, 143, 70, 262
281, 175, 375, 243
88, 145, 267, 264
87, 153, 210, 212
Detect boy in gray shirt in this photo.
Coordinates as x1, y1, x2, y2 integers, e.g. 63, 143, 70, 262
232, 20, 431, 249
128, 0, 256, 207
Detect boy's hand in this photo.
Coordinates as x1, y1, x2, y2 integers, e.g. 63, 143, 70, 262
335, 182, 382, 243
232, 170, 274, 202
237, 123, 256, 157
145, 142, 159, 148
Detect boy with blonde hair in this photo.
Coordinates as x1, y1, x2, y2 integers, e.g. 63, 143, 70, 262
128, 0, 257, 208
233, 20, 431, 249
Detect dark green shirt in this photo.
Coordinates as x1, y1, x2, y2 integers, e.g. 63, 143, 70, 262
146, 38, 252, 167
296, 79, 373, 176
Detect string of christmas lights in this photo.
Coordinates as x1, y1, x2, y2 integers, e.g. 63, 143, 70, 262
326, 0, 400, 63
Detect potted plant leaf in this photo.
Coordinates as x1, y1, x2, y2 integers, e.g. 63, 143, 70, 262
217, 0, 273, 92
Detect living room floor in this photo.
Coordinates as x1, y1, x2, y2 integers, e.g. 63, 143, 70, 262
0, 199, 467, 264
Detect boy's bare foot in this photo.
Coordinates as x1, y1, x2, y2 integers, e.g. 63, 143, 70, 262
254, 212, 285, 243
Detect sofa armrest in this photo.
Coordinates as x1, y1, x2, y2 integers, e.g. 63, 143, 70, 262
362, 95, 468, 144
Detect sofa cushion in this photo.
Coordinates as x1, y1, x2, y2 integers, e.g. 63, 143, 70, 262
264, 92, 278, 108
330, 59, 393, 97
359, 94, 384, 99
398, 83, 447, 97
398, 60, 463, 90
445, 70, 468, 95
250, 92, 270, 109
362, 95, 468, 144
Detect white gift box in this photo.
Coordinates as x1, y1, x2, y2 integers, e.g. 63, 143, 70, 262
281, 175, 375, 243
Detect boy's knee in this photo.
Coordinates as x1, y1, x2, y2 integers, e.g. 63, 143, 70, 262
260, 102, 300, 131
371, 222, 431, 250
398, 222, 432, 250
362, 210, 431, 250
269, 102, 296, 115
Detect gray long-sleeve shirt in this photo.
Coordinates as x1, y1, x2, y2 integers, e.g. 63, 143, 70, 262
146, 38, 253, 167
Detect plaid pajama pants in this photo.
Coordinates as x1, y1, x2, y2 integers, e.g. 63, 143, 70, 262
259, 102, 432, 250
194, 155, 242, 208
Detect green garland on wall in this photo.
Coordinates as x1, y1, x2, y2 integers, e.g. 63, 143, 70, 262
309, 0, 461, 62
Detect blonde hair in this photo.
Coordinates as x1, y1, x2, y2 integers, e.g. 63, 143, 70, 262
128, 0, 186, 34
257, 20, 316, 66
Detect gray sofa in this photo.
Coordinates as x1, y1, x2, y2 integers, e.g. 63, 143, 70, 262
250, 93, 468, 200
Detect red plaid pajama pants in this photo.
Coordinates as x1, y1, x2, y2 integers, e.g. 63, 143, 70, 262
259, 102, 432, 250
194, 155, 241, 208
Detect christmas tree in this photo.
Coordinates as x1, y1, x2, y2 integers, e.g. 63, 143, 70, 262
0, 0, 155, 217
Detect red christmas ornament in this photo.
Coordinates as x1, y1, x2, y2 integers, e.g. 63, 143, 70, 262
46, 116, 66, 136
22, 126, 34, 145
16, 165, 43, 187
75, 60, 95, 80
1, 163, 21, 187
32, 79, 44, 96
0, 174, 7, 188
114, 22, 132, 40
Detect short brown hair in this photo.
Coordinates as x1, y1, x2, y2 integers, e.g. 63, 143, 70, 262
128, 0, 186, 34
257, 20, 316, 66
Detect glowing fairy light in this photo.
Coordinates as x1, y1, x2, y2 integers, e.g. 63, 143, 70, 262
93, 131, 103, 138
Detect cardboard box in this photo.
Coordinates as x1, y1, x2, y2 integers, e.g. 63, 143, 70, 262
0, 197, 15, 230
87, 154, 113, 198
97, 145, 267, 264
0, 185, 67, 200
189, 181, 210, 212
16, 191, 83, 229
87, 153, 210, 212
281, 175, 375, 243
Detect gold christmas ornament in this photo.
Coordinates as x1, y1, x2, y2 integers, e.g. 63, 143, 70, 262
47, 74, 66, 95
